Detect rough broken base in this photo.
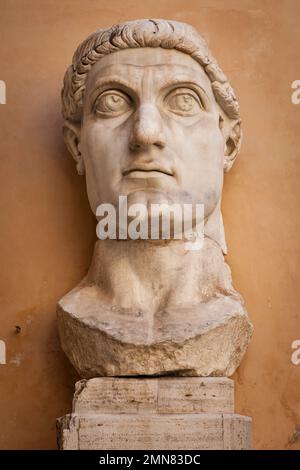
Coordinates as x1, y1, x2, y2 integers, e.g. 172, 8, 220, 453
57, 377, 252, 450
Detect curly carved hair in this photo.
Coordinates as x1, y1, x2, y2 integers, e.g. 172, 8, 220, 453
62, 19, 242, 171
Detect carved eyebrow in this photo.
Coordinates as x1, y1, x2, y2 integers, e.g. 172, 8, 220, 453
158, 77, 210, 96
89, 76, 136, 99
88, 72, 212, 105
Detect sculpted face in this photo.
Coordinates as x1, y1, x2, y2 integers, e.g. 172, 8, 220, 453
58, 23, 253, 382
80, 48, 224, 218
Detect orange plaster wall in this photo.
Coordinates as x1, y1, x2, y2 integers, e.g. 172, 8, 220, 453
0, 0, 299, 449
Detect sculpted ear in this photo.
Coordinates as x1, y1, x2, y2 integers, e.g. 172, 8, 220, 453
62, 121, 85, 175
219, 113, 242, 172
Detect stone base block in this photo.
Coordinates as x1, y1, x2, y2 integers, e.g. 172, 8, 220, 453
57, 377, 251, 450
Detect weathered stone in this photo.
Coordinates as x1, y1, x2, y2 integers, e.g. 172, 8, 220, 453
57, 269, 252, 377
57, 377, 251, 450
72, 377, 234, 414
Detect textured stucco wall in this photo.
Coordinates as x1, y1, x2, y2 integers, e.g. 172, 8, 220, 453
0, 0, 299, 449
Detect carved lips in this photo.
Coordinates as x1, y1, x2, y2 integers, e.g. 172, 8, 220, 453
122, 164, 174, 179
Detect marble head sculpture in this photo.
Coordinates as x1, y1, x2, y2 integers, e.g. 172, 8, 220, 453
57, 19, 253, 378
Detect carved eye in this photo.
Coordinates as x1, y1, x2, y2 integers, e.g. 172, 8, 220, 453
94, 90, 132, 116
165, 88, 203, 116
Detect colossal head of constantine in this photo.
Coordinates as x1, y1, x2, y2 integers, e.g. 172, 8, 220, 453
62, 19, 242, 245
57, 20, 253, 379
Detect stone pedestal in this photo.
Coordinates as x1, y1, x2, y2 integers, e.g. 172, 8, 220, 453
57, 377, 251, 450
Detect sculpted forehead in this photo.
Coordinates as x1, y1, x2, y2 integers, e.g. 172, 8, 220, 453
86, 48, 214, 99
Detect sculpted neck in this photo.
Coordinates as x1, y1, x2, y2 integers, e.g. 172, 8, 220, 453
85, 237, 232, 314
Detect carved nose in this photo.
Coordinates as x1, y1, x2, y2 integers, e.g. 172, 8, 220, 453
129, 104, 166, 151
